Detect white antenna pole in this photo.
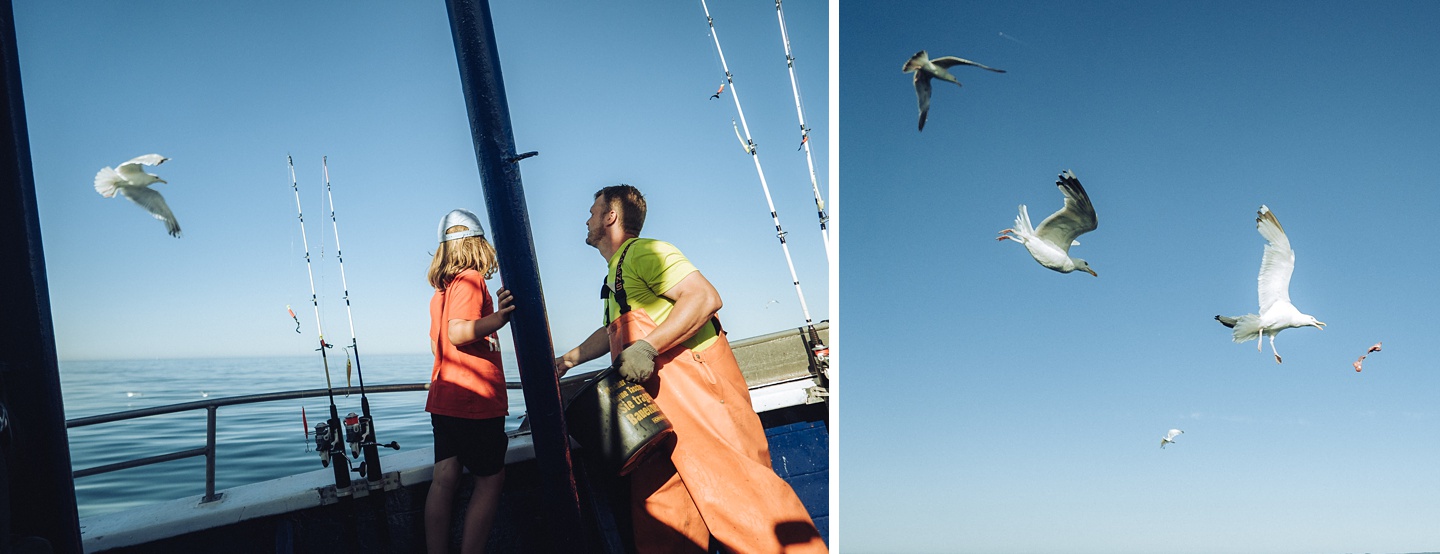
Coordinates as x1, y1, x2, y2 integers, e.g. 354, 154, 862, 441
322, 157, 358, 346
774, 0, 829, 259
701, 0, 817, 331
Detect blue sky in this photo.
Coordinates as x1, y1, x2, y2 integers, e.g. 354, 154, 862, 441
839, 2, 1439, 553
14, 1, 829, 364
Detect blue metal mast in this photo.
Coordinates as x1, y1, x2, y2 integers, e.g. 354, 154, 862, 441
0, 0, 83, 551
443, 0, 586, 551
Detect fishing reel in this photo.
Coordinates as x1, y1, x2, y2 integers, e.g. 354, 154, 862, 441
313, 421, 345, 468
314, 421, 333, 467
343, 412, 368, 459
811, 342, 829, 368
343, 412, 400, 478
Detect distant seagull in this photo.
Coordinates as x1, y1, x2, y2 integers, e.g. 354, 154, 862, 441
902, 50, 1005, 131
1216, 206, 1324, 364
1161, 429, 1183, 449
94, 153, 181, 237
997, 170, 1098, 276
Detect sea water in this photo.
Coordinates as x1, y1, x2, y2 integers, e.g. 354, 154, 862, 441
58, 353, 602, 519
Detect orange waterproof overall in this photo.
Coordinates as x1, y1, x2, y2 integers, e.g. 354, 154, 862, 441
606, 248, 825, 553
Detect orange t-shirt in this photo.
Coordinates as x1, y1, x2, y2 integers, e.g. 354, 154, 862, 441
427, 269, 507, 419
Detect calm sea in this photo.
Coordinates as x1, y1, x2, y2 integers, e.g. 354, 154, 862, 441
59, 352, 603, 519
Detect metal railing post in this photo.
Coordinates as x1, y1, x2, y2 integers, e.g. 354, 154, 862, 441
203, 406, 219, 503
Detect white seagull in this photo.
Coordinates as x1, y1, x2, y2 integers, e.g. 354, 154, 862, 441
902, 50, 1005, 131
1161, 429, 1183, 449
997, 170, 1098, 276
1216, 205, 1325, 364
94, 154, 181, 237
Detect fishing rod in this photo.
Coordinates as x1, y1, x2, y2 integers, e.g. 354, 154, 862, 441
774, 0, 830, 261
701, 0, 825, 357
288, 154, 351, 490
322, 156, 399, 483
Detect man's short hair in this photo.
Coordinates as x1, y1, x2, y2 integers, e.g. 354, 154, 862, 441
595, 184, 646, 236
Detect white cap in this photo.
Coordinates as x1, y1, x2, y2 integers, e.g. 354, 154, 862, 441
438, 209, 485, 243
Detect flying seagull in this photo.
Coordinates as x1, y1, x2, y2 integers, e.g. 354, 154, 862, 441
94, 154, 181, 237
1216, 205, 1324, 364
1161, 429, 1183, 449
997, 170, 1098, 276
902, 50, 1005, 131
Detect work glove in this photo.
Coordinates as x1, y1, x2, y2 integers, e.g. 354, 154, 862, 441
617, 340, 659, 382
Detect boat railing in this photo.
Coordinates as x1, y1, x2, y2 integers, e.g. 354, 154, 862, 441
64, 382, 506, 504
64, 323, 826, 508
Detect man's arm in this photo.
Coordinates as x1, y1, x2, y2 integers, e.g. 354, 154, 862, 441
555, 325, 610, 377
611, 270, 722, 382
645, 270, 722, 354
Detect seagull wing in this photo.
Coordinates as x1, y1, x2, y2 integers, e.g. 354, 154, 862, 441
1033, 170, 1097, 252
122, 153, 167, 167
1165, 429, 1183, 441
118, 186, 181, 237
914, 72, 932, 131
902, 51, 927, 73
1255, 205, 1294, 314
930, 56, 1006, 73
115, 154, 168, 184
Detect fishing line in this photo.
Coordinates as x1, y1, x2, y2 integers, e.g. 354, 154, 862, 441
774, 0, 830, 259
287, 154, 351, 488
700, 0, 821, 340
323, 156, 398, 480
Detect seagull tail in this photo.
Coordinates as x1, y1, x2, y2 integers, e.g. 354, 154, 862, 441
94, 167, 121, 198
1217, 314, 1260, 343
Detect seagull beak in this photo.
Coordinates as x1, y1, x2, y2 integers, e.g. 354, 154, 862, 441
1314, 321, 1326, 329
1084, 268, 1098, 277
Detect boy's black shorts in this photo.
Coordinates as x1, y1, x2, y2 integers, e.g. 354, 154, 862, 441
432, 414, 508, 476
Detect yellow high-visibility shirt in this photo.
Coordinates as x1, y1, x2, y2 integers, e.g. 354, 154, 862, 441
604, 237, 719, 352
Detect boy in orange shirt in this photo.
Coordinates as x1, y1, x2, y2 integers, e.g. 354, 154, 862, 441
425, 209, 515, 554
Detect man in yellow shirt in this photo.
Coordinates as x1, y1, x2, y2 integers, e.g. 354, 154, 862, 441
555, 185, 825, 553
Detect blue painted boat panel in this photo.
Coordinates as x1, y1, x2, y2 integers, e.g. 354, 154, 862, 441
764, 412, 828, 545
767, 419, 828, 478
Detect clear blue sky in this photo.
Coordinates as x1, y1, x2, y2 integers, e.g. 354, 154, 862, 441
840, 2, 1439, 553
14, 1, 829, 363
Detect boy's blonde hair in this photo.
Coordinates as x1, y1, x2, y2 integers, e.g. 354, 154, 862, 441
427, 225, 498, 290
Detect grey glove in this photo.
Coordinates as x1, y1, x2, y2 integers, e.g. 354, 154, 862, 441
618, 340, 659, 382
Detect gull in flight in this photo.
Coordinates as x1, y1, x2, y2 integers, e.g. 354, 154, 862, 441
1161, 429, 1183, 449
997, 170, 1098, 276
94, 154, 181, 237
1216, 205, 1324, 364
902, 50, 1005, 131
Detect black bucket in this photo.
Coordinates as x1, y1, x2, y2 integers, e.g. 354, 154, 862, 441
563, 367, 675, 476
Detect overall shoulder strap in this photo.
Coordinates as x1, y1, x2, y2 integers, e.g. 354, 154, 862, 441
602, 239, 640, 326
